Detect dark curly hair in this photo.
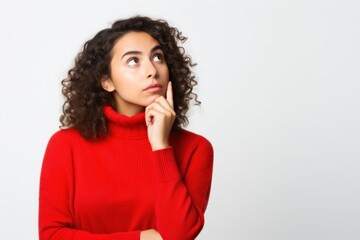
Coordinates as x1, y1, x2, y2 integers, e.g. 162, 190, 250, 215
60, 16, 200, 140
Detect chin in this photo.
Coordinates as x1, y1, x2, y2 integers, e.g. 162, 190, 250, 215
147, 94, 164, 103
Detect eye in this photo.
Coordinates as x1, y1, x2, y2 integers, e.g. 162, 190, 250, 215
153, 53, 164, 62
127, 58, 139, 66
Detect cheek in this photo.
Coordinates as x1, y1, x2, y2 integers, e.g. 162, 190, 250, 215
117, 83, 139, 98
161, 69, 170, 85
111, 71, 136, 90
163, 66, 170, 79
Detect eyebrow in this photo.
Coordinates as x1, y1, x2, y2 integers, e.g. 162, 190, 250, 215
121, 45, 163, 60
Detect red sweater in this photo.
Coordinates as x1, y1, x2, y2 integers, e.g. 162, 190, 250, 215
39, 106, 213, 240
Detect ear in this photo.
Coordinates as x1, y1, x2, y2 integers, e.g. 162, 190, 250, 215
101, 76, 115, 92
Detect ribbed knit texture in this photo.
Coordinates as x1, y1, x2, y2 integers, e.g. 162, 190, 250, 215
39, 106, 213, 240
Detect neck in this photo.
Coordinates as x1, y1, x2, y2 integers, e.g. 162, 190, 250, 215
104, 106, 148, 138
114, 95, 145, 117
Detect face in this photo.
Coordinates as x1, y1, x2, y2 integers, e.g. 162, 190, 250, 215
101, 31, 169, 116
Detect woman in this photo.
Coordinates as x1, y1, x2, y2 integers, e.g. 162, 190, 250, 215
39, 16, 213, 240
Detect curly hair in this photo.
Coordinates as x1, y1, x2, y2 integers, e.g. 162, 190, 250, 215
60, 16, 200, 140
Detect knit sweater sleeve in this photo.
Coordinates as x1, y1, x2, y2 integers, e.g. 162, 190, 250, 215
39, 132, 140, 240
150, 138, 214, 240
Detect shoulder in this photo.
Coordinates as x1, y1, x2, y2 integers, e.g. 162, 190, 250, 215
46, 128, 84, 150
175, 129, 212, 147
50, 128, 81, 141
41, 129, 87, 182
43, 128, 91, 166
170, 129, 214, 161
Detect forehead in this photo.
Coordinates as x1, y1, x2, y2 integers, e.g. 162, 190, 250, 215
112, 31, 160, 55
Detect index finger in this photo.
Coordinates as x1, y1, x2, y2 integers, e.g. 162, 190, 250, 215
166, 81, 174, 109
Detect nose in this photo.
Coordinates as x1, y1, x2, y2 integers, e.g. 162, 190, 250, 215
146, 60, 159, 79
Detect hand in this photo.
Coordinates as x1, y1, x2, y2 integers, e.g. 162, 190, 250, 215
145, 81, 176, 151
140, 229, 163, 240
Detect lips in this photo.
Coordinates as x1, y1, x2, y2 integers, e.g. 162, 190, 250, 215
143, 83, 162, 91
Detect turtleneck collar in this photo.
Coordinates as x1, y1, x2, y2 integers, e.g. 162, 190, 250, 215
104, 105, 148, 138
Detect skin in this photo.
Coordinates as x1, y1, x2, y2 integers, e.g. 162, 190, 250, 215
101, 31, 176, 240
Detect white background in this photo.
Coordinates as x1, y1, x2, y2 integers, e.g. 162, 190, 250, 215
1, 0, 359, 239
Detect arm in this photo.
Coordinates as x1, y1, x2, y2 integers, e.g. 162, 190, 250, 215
145, 82, 214, 239
151, 140, 213, 240
39, 132, 141, 240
